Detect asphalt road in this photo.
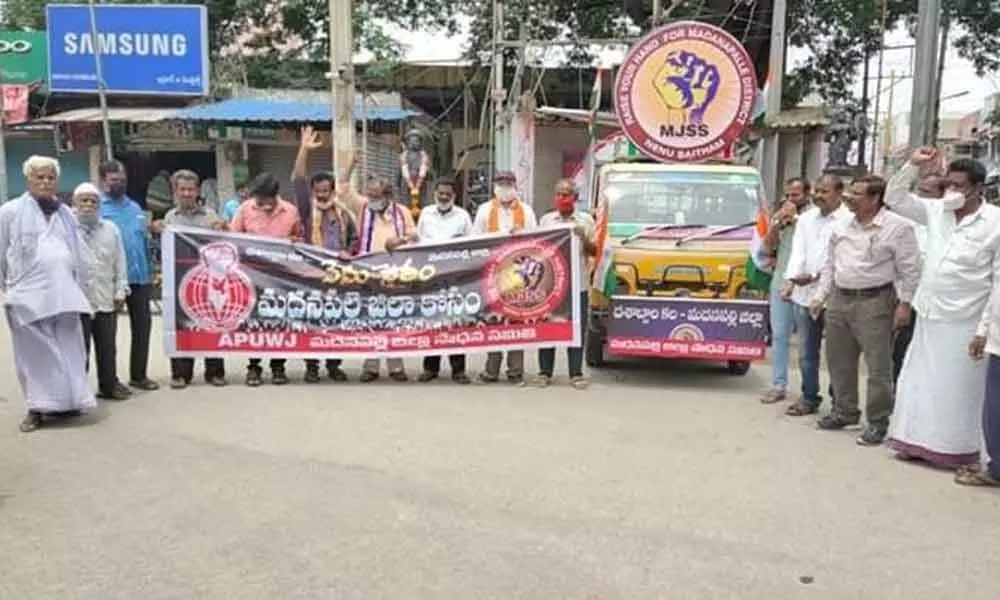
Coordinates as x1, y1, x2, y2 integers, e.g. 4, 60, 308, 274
1, 317, 998, 599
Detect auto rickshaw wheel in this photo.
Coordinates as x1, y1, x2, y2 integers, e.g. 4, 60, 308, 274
726, 360, 751, 376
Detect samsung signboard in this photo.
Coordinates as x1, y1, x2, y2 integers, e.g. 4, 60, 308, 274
46, 4, 209, 95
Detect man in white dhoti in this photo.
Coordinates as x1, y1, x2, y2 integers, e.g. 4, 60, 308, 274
0, 156, 96, 432
885, 148, 1000, 468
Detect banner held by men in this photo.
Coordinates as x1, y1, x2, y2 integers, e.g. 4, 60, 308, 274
162, 226, 582, 357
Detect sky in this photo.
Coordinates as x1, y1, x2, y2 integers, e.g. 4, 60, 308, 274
388, 21, 998, 121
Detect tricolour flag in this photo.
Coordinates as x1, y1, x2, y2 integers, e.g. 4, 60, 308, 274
744, 187, 774, 290
591, 192, 616, 296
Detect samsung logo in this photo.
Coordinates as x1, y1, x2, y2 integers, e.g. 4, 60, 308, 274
62, 33, 188, 57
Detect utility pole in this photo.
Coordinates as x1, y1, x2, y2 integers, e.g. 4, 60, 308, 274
490, 0, 508, 179
329, 0, 355, 182
909, 0, 940, 147
759, 0, 786, 202
87, 0, 113, 160
930, 14, 951, 144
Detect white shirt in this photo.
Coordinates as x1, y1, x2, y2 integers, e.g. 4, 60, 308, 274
472, 199, 538, 235
79, 219, 129, 312
783, 204, 852, 307
885, 163, 1000, 337
416, 205, 473, 243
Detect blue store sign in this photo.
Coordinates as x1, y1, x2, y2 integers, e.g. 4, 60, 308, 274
46, 4, 209, 96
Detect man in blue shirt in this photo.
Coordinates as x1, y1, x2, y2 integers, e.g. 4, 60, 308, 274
99, 160, 160, 391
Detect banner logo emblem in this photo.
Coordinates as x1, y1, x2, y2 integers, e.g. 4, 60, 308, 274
483, 239, 569, 320
178, 242, 256, 331
613, 20, 757, 162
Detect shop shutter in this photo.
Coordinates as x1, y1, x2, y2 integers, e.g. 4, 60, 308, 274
249, 133, 399, 200
249, 145, 331, 200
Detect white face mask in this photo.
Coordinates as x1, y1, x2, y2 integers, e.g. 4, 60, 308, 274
436, 199, 453, 212
940, 189, 967, 211
494, 185, 515, 202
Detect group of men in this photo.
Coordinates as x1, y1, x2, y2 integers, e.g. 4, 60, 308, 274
761, 147, 1000, 488
0, 127, 596, 433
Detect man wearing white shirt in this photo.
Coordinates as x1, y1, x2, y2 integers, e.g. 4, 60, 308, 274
891, 172, 946, 385
472, 170, 537, 384
886, 148, 1000, 469
781, 174, 851, 416
391, 177, 474, 384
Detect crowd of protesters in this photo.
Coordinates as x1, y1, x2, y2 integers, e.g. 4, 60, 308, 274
3, 129, 1000, 491
760, 147, 1000, 488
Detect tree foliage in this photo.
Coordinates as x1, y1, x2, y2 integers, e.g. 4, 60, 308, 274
460, 0, 1000, 110
7, 0, 1000, 108
0, 0, 460, 91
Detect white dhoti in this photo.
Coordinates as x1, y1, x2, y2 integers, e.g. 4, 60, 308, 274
889, 316, 986, 468
8, 311, 95, 413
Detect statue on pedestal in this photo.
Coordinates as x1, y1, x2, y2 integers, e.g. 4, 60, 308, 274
400, 128, 432, 219
824, 108, 861, 176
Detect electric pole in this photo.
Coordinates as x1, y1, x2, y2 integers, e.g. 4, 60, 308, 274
909, 0, 940, 147
759, 0, 786, 202
329, 0, 356, 182
490, 0, 508, 179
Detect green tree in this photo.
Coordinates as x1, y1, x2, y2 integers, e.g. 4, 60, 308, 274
461, 0, 1000, 110
1, 0, 460, 90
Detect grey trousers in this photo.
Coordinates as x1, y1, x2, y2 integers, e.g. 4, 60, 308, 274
483, 351, 524, 379
825, 286, 895, 423
362, 358, 405, 374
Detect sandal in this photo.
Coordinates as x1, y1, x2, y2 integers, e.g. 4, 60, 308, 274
955, 465, 1000, 487
452, 373, 472, 385
570, 376, 589, 390
389, 370, 409, 382
475, 372, 499, 384
359, 372, 379, 383
19, 412, 42, 433
760, 389, 786, 404
520, 374, 552, 388
785, 402, 818, 416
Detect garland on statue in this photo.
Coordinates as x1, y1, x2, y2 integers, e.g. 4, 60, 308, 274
400, 150, 429, 218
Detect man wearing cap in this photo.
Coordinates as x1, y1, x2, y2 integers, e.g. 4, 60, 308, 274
472, 170, 538, 384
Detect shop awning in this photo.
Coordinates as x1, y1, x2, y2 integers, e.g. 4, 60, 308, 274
168, 98, 418, 123
34, 107, 180, 123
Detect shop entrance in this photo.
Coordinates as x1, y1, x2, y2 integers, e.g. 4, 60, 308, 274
114, 149, 216, 214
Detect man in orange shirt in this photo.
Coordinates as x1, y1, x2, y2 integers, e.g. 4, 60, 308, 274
337, 155, 415, 382
231, 172, 304, 386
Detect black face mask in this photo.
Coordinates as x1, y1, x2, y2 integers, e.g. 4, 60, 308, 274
108, 183, 127, 198
37, 198, 61, 216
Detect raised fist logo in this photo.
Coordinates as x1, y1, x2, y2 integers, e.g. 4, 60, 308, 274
653, 50, 721, 126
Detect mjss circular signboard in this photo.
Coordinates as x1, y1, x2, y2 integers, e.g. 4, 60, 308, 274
613, 21, 758, 163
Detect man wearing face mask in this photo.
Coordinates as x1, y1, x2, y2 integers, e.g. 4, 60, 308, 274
396, 177, 474, 384
471, 170, 538, 384
292, 126, 356, 383
74, 182, 131, 402
231, 172, 304, 386
336, 154, 415, 382
526, 179, 596, 389
99, 160, 160, 392
884, 148, 1000, 469
163, 170, 229, 389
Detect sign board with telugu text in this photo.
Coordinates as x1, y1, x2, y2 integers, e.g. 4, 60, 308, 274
606, 296, 768, 361
46, 4, 209, 95
162, 226, 583, 358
